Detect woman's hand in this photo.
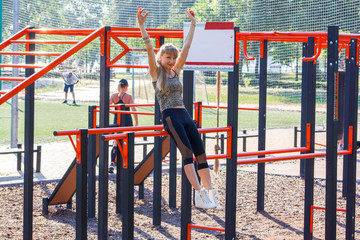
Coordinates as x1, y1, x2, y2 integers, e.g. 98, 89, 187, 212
137, 7, 148, 26
187, 9, 196, 25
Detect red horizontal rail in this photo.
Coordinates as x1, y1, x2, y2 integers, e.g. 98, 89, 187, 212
202, 105, 259, 111
0, 77, 25, 81
103, 126, 231, 141
94, 109, 155, 115
9, 40, 79, 44
0, 26, 30, 51
89, 125, 164, 135
0, 27, 105, 105
29, 28, 95, 36
312, 206, 346, 212
109, 31, 183, 39
107, 64, 149, 68
237, 146, 310, 158
0, 64, 44, 68
237, 149, 352, 165
0, 91, 7, 94
187, 224, 225, 240
107, 103, 155, 108
0, 51, 62, 56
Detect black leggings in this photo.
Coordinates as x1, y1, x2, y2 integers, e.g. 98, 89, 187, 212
162, 108, 209, 170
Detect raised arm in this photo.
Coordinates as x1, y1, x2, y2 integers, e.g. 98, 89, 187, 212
174, 9, 196, 75
137, 7, 157, 81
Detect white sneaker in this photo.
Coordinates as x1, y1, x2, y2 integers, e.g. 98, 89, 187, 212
209, 189, 224, 210
194, 188, 216, 209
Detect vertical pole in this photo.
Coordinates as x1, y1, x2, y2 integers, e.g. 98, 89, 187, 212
23, 29, 35, 240
76, 129, 88, 240
303, 38, 316, 240
169, 137, 177, 208
325, 25, 339, 240
257, 39, 267, 212
180, 70, 194, 240
98, 26, 111, 239
225, 27, 239, 240
10, 0, 19, 148
153, 36, 164, 226
88, 106, 96, 218
122, 133, 134, 240
344, 39, 358, 240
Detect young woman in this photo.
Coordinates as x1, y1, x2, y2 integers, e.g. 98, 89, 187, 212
109, 79, 138, 173
137, 7, 222, 209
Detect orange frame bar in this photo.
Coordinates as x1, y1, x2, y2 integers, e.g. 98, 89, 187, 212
310, 205, 346, 233
187, 224, 225, 240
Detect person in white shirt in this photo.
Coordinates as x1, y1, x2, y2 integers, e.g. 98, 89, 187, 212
62, 72, 79, 105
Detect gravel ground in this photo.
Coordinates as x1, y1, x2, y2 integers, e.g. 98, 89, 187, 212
0, 166, 359, 239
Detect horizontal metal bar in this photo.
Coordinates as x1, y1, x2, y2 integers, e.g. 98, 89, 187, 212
188, 224, 225, 232
107, 64, 149, 69
0, 64, 44, 68
202, 105, 259, 111
0, 51, 62, 56
9, 40, 79, 44
0, 77, 25, 81
29, 28, 95, 36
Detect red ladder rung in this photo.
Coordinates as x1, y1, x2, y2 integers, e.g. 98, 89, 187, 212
0, 64, 44, 68
0, 51, 62, 56
0, 91, 7, 94
0, 77, 25, 81
9, 40, 79, 44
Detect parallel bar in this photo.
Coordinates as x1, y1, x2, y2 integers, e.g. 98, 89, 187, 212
9, 40, 79, 44
0, 26, 29, 51
0, 51, 62, 56
107, 64, 149, 69
29, 28, 95, 35
325, 26, 339, 240
76, 129, 88, 239
257, 39, 267, 212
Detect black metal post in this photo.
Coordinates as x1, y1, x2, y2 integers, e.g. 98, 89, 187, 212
35, 145, 41, 173
139, 137, 147, 200
344, 39, 358, 240
23, 29, 35, 240
122, 133, 135, 240
98, 26, 111, 239
88, 105, 96, 218
169, 137, 177, 208
294, 126, 298, 148
180, 70, 194, 240
76, 129, 88, 240
153, 135, 162, 225
17, 143, 21, 171
116, 139, 123, 214
303, 38, 316, 240
242, 130, 247, 152
257, 39, 267, 212
152, 36, 164, 226
325, 25, 339, 240
225, 26, 239, 240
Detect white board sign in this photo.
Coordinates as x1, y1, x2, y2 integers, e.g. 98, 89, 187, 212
183, 22, 234, 72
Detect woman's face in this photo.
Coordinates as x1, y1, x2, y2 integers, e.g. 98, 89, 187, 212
160, 53, 177, 72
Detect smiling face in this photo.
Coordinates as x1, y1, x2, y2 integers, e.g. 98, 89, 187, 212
159, 52, 177, 72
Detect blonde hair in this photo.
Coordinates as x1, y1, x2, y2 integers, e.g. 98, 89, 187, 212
155, 43, 179, 92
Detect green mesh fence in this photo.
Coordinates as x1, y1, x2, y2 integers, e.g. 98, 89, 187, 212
1, 0, 359, 112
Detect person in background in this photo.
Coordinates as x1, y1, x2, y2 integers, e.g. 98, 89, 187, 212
137, 7, 222, 210
62, 72, 79, 105
109, 79, 138, 173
